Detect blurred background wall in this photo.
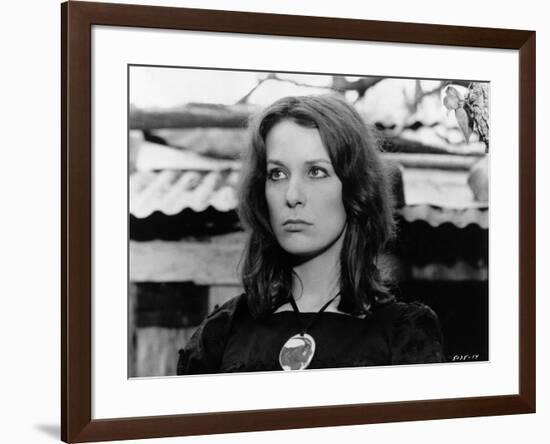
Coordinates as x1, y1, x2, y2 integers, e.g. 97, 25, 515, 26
128, 67, 489, 377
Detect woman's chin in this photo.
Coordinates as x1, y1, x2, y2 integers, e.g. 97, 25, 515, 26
278, 225, 346, 257
278, 242, 315, 258
278, 241, 328, 261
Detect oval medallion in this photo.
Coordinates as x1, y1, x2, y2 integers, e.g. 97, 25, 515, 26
279, 333, 316, 371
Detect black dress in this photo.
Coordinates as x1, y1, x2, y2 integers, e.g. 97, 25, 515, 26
177, 293, 444, 375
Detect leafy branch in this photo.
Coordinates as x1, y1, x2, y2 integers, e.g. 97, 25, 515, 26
443, 82, 489, 152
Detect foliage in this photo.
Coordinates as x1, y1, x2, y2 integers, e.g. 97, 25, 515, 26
443, 83, 489, 152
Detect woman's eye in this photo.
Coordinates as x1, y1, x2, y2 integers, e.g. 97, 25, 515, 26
267, 169, 287, 181
309, 166, 329, 178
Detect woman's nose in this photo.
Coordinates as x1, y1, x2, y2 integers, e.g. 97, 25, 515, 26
285, 178, 306, 207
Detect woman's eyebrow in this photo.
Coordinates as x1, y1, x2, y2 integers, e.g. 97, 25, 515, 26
267, 159, 331, 166
304, 159, 331, 165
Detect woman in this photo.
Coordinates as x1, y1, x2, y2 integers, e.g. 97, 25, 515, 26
177, 94, 444, 374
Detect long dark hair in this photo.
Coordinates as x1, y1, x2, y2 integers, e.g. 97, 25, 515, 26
238, 94, 396, 319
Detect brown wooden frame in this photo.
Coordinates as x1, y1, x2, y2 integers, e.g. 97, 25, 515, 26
61, 1, 536, 442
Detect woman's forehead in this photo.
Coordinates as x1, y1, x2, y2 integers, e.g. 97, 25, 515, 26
265, 120, 330, 162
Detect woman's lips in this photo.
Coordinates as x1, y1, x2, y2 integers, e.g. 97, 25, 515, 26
282, 219, 312, 232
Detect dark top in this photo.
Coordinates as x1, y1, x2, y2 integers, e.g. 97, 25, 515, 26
177, 294, 444, 375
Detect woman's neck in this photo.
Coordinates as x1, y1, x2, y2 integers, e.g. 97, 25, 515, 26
290, 230, 344, 312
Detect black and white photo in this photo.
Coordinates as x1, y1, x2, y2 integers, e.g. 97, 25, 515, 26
128, 67, 489, 377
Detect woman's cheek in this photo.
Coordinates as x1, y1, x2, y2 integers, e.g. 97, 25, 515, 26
265, 185, 285, 224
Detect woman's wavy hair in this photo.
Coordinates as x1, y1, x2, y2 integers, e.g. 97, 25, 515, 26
238, 94, 396, 319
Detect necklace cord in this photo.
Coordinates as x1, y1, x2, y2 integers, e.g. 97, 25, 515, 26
288, 292, 341, 336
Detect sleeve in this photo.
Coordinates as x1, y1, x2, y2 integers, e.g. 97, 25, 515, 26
176, 294, 243, 375
390, 302, 445, 365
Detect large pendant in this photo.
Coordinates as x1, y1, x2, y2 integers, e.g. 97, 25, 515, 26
279, 333, 316, 371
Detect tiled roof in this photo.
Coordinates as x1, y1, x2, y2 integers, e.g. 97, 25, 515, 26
400, 205, 487, 229
130, 169, 239, 219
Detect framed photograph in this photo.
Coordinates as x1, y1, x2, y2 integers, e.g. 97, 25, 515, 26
61, 1, 535, 442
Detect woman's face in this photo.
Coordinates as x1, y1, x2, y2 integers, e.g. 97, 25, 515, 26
264, 119, 347, 258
